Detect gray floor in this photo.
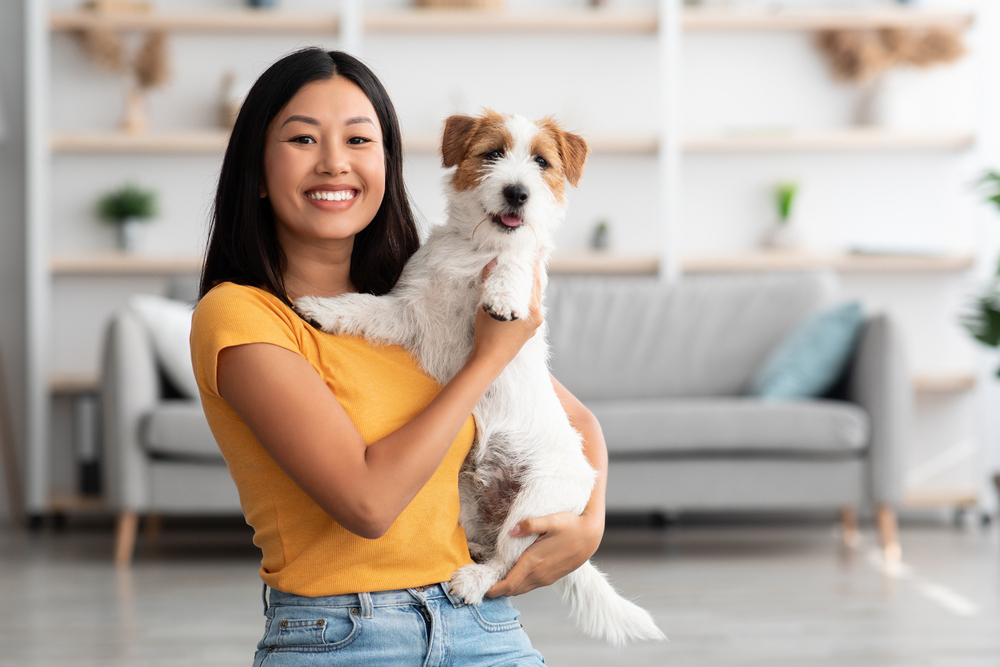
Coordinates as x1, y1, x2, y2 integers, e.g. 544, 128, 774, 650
1, 517, 997, 666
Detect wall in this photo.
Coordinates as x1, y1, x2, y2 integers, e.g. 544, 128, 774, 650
0, 0, 26, 525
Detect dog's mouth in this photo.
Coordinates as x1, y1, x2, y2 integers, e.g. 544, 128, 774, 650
491, 213, 524, 231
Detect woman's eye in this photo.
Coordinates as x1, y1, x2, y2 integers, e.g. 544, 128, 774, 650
348, 136, 373, 145
290, 135, 316, 144
484, 149, 504, 161
534, 155, 550, 169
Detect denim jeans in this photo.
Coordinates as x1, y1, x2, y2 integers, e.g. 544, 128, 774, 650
252, 583, 545, 666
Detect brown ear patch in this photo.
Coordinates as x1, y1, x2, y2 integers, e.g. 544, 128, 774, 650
441, 114, 477, 168
537, 117, 590, 193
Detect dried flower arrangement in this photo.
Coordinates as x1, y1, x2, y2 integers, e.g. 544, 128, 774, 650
814, 27, 965, 125
74, 3, 170, 135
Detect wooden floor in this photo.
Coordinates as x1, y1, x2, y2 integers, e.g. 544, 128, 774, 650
0, 518, 997, 666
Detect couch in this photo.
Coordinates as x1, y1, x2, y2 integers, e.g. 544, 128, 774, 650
102, 270, 909, 565
546, 270, 910, 558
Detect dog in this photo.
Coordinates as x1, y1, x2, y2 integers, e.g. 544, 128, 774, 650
295, 110, 665, 646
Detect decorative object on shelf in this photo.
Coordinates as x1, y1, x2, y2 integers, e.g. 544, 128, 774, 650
590, 219, 610, 251
815, 27, 965, 126
962, 171, 1000, 375
415, 0, 504, 8
71, 2, 170, 135
762, 181, 801, 250
97, 182, 157, 252
247, 0, 277, 7
219, 71, 246, 130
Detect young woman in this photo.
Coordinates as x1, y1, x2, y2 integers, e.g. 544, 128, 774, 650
191, 48, 608, 666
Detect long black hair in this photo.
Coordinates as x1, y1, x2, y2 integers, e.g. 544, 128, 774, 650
199, 48, 420, 304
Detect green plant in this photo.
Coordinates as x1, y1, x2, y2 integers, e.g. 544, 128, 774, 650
963, 170, 1000, 374
775, 182, 797, 224
97, 182, 157, 224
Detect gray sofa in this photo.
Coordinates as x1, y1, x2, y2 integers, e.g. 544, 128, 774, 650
101, 270, 909, 564
547, 270, 910, 556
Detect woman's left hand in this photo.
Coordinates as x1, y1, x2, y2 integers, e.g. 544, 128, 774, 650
485, 510, 604, 598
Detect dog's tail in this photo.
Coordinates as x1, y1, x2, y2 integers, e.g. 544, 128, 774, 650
555, 560, 666, 647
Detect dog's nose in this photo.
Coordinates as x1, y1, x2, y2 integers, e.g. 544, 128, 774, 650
503, 184, 529, 208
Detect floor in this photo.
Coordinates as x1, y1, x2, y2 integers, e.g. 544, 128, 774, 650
0, 517, 997, 666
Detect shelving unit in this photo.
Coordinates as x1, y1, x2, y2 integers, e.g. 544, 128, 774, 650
25, 1, 983, 520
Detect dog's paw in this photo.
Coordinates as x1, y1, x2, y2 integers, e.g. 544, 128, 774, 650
448, 564, 500, 605
293, 296, 344, 333
482, 302, 520, 322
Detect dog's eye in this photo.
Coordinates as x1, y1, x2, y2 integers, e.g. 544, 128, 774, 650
534, 155, 550, 169
483, 149, 504, 161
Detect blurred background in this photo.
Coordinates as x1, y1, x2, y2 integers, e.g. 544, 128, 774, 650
1, 0, 999, 664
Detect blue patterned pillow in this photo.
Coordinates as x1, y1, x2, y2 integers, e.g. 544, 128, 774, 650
749, 301, 866, 400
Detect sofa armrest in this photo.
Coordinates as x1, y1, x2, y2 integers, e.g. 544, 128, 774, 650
100, 309, 159, 511
846, 313, 912, 507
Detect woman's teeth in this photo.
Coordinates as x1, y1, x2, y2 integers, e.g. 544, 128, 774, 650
307, 190, 356, 201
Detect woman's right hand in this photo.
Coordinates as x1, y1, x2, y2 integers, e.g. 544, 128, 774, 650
470, 260, 543, 370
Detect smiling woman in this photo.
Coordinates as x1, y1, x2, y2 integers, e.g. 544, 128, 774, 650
188, 47, 610, 667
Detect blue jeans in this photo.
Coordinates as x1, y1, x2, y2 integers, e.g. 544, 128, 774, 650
252, 583, 545, 666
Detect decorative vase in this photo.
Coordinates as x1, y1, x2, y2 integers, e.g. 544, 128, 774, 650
122, 86, 147, 135
115, 217, 144, 252
853, 74, 886, 127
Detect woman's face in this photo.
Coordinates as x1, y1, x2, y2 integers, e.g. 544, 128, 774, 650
262, 76, 386, 249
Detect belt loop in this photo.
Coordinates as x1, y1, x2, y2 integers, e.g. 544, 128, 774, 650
262, 583, 269, 613
441, 581, 466, 608
359, 591, 374, 619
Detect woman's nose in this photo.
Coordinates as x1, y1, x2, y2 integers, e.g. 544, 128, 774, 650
317, 141, 349, 176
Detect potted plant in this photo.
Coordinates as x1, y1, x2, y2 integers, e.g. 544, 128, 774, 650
763, 181, 800, 250
97, 182, 157, 252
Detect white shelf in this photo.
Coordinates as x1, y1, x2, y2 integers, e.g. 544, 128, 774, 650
685, 129, 975, 153
50, 253, 202, 275
50, 129, 974, 155
682, 251, 976, 274
49, 7, 973, 34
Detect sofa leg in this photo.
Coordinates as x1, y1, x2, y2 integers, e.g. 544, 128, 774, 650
876, 505, 901, 564
839, 506, 860, 549
115, 511, 139, 567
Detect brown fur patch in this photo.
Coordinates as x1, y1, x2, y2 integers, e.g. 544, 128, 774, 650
531, 128, 567, 203
538, 117, 589, 189
441, 111, 513, 192
478, 463, 525, 530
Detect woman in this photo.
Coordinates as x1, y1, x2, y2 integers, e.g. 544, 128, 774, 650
191, 47, 608, 666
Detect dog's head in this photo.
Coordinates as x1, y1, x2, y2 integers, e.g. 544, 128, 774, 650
440, 111, 589, 247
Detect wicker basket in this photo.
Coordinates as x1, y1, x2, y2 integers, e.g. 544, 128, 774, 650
415, 0, 504, 9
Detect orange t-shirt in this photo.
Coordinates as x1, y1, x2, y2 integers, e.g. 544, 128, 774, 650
190, 282, 475, 596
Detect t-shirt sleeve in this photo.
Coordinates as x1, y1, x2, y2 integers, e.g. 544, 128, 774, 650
191, 283, 305, 399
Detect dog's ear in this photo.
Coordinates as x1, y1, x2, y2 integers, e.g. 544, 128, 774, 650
557, 129, 589, 188
441, 115, 477, 168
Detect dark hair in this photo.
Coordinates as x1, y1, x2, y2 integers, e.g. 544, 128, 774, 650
199, 48, 419, 304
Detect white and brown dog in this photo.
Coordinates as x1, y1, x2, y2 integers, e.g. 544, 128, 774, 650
296, 111, 664, 646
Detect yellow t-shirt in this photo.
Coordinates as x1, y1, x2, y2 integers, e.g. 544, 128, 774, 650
190, 282, 475, 596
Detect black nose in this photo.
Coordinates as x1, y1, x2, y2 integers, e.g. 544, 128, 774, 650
503, 184, 529, 208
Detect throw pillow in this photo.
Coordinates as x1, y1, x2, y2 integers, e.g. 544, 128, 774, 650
128, 294, 200, 400
748, 300, 865, 400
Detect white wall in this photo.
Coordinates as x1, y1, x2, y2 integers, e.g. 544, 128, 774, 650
0, 0, 26, 525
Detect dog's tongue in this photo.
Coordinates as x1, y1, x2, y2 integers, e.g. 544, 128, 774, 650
500, 214, 522, 227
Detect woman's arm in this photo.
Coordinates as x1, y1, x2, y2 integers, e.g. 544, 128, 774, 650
218, 275, 542, 540
485, 374, 608, 597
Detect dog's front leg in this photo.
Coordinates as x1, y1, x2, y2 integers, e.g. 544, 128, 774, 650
294, 293, 414, 347
480, 258, 533, 322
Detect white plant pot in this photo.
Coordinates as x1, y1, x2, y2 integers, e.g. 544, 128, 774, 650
115, 218, 145, 253
762, 221, 801, 250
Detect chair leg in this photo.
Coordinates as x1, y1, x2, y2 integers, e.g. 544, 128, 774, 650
876, 505, 901, 564
840, 505, 860, 549
114, 511, 139, 567
144, 513, 162, 549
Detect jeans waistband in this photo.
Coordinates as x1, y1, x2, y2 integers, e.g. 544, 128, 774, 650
266, 582, 465, 610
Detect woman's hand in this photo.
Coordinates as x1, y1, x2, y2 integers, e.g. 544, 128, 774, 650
485, 509, 604, 598
468, 260, 543, 371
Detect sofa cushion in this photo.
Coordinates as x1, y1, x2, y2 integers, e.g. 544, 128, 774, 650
128, 294, 199, 399
142, 401, 223, 461
547, 271, 838, 400
749, 301, 866, 400
588, 398, 870, 456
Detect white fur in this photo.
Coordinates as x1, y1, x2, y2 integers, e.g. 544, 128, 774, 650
296, 112, 665, 646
